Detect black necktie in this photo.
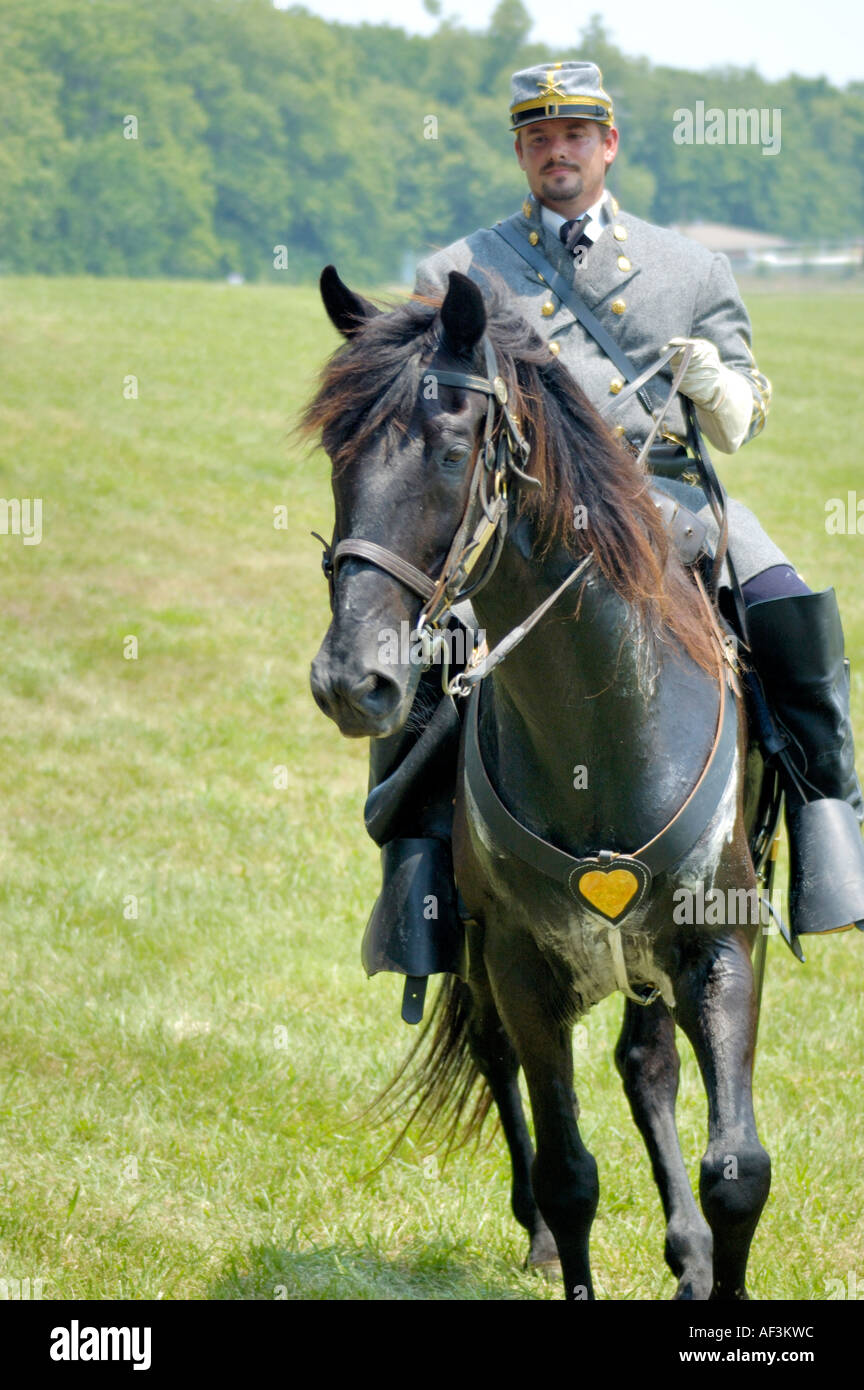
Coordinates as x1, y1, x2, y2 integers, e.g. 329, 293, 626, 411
560, 215, 592, 256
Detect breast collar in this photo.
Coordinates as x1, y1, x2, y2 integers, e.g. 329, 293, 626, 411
463, 661, 739, 928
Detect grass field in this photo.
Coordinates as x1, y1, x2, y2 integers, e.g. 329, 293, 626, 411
0, 275, 862, 1301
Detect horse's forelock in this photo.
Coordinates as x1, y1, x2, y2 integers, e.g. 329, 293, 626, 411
301, 296, 442, 471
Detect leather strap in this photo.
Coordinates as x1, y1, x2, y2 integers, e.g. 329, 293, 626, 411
447, 553, 593, 696
630, 345, 694, 471
464, 655, 738, 885
683, 399, 748, 642
598, 343, 680, 422
332, 539, 436, 602
492, 219, 655, 415
426, 369, 495, 395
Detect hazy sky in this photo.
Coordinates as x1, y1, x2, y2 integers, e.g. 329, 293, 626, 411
281, 0, 863, 87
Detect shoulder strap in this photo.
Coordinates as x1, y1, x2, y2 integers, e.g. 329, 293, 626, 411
492, 220, 655, 414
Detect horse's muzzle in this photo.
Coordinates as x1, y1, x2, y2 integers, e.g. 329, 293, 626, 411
310, 652, 406, 738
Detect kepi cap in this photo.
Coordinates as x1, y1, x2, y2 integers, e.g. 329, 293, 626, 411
510, 61, 614, 130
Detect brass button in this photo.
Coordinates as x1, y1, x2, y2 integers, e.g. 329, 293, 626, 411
613, 225, 628, 242
541, 300, 556, 317
609, 377, 624, 394
529, 231, 539, 245
548, 341, 560, 356
613, 425, 626, 437
611, 298, 626, 315
617, 255, 631, 272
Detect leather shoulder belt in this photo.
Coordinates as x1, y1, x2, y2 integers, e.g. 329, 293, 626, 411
492, 219, 655, 415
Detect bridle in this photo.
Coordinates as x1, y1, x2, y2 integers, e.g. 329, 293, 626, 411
313, 334, 707, 695
313, 332, 538, 674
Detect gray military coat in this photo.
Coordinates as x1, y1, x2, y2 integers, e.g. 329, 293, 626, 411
415, 192, 786, 584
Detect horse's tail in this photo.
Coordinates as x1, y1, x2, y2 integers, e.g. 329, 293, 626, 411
361, 976, 494, 1168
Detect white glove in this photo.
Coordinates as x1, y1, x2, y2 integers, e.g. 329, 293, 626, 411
664, 336, 755, 454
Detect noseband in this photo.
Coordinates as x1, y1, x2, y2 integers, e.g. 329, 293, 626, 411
313, 334, 538, 638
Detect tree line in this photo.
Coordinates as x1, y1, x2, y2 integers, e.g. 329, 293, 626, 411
1, 0, 861, 282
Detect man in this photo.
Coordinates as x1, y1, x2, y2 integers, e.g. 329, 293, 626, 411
361, 62, 864, 1010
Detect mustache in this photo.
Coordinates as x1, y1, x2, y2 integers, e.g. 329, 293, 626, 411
542, 162, 580, 173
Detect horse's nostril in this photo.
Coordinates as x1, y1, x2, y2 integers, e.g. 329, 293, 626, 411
351, 670, 401, 718
312, 658, 405, 733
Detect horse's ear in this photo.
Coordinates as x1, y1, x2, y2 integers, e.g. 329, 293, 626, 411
320, 265, 380, 338
440, 271, 486, 360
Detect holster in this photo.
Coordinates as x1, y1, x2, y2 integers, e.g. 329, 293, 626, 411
361, 669, 468, 1021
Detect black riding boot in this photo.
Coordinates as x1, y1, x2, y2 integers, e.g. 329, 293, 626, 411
360, 670, 467, 1022
746, 588, 864, 935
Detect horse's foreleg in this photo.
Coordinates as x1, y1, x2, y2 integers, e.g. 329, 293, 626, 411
490, 952, 599, 1301
674, 931, 771, 1301
465, 964, 560, 1273
615, 997, 713, 1299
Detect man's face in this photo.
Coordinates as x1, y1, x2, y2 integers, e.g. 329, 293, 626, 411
515, 118, 618, 212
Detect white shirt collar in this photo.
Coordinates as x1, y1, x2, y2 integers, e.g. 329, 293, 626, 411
539, 191, 610, 243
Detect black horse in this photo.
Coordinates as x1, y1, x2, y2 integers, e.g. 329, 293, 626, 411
305, 267, 771, 1301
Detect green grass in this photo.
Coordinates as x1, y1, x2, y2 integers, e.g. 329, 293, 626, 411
0, 276, 861, 1300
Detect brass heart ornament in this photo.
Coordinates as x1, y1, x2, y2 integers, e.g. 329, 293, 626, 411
569, 857, 651, 925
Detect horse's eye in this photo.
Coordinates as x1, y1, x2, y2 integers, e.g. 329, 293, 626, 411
443, 445, 469, 464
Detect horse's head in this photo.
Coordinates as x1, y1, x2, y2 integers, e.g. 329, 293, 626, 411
305, 267, 719, 740
307, 266, 499, 739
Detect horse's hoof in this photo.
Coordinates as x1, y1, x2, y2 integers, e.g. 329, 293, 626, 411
528, 1256, 563, 1282
673, 1275, 713, 1300
523, 1226, 562, 1278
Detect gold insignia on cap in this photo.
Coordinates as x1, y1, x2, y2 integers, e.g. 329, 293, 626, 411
541, 300, 556, 317
613, 225, 627, 241
611, 298, 626, 315
548, 341, 560, 356
529, 231, 539, 245
617, 255, 631, 272
522, 199, 533, 219
537, 69, 568, 99
609, 377, 624, 394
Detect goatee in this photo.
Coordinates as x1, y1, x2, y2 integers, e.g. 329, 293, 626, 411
541, 172, 584, 203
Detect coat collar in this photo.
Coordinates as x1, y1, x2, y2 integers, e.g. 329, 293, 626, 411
512, 192, 640, 314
